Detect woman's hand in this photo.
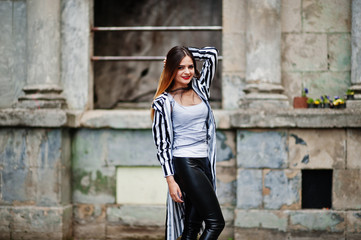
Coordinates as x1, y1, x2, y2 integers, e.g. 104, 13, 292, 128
166, 176, 183, 203
163, 58, 167, 68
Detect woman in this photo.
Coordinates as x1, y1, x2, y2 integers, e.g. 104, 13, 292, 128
151, 46, 224, 240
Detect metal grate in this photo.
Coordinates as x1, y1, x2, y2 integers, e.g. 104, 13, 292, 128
92, 26, 223, 61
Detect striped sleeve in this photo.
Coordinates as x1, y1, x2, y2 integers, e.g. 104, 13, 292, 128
152, 108, 174, 177
188, 46, 218, 99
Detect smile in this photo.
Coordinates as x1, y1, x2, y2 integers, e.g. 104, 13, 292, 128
182, 76, 191, 80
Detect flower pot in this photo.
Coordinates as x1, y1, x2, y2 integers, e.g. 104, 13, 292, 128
323, 103, 330, 108
307, 103, 315, 108
347, 95, 355, 100
293, 97, 308, 108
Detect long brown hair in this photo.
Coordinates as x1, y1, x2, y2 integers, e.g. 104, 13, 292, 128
150, 46, 199, 119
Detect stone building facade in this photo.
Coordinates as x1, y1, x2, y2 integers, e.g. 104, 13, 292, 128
1, 0, 361, 240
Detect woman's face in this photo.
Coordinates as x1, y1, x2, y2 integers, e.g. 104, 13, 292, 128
173, 56, 194, 89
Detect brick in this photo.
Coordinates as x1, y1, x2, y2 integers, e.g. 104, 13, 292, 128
236, 169, 262, 209
235, 209, 288, 231
329, 33, 351, 71
333, 170, 361, 210
282, 33, 327, 71
289, 210, 345, 232
289, 129, 346, 169
237, 130, 288, 169
216, 177, 236, 206
303, 0, 351, 33
347, 129, 361, 169
263, 170, 301, 210
281, 0, 302, 32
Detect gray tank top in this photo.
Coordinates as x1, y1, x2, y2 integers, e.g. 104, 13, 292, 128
169, 94, 208, 158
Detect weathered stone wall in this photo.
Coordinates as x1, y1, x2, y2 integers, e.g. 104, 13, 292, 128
71, 129, 236, 239
0, 0, 361, 239
234, 128, 361, 239
0, 128, 72, 239
281, 0, 352, 102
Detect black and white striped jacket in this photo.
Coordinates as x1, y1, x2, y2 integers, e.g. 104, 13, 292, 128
152, 47, 218, 240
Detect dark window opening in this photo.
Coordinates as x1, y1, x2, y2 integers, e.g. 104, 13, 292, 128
93, 0, 222, 109
302, 170, 332, 209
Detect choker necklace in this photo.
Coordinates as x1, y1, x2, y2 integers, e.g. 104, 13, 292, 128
170, 85, 192, 92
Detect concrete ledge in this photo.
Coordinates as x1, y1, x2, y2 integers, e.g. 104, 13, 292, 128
0, 109, 67, 127
231, 108, 361, 128
1, 108, 360, 129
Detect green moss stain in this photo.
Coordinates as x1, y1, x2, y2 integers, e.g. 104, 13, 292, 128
73, 169, 116, 196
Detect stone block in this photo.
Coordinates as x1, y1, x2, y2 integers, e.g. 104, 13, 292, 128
106, 225, 164, 240
346, 211, 361, 234
217, 177, 236, 206
236, 169, 262, 209
329, 33, 351, 71
11, 206, 71, 238
73, 222, 106, 240
107, 205, 166, 227
0, 167, 37, 204
234, 228, 289, 240
263, 170, 301, 210
72, 129, 157, 168
333, 170, 361, 210
222, 33, 246, 72
290, 232, 345, 239
116, 167, 167, 205
73, 204, 106, 239
61, 0, 92, 110
347, 129, 361, 169
235, 210, 288, 231
281, 0, 302, 32
0, 207, 11, 239
289, 129, 346, 169
72, 167, 116, 204
282, 33, 327, 71
222, 73, 246, 109
289, 210, 345, 232
216, 130, 236, 163
303, 0, 351, 33
237, 130, 288, 169
282, 71, 303, 103
303, 72, 351, 100
0, 128, 63, 169
222, 0, 246, 33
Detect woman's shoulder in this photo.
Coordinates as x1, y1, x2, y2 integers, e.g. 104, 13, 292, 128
152, 92, 170, 111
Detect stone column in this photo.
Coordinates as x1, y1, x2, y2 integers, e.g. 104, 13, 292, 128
243, 0, 289, 108
222, 0, 247, 109
349, 0, 361, 108
18, 0, 65, 109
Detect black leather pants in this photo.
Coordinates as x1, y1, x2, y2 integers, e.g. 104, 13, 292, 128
173, 157, 225, 240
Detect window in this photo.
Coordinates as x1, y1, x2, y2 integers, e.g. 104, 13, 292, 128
302, 170, 332, 209
93, 0, 222, 109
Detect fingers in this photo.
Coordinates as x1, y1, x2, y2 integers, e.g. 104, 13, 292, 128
169, 184, 183, 203
163, 58, 166, 68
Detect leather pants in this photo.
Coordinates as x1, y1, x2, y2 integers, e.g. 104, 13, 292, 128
173, 157, 225, 240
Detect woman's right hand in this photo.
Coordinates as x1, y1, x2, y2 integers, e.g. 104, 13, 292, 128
166, 176, 183, 203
